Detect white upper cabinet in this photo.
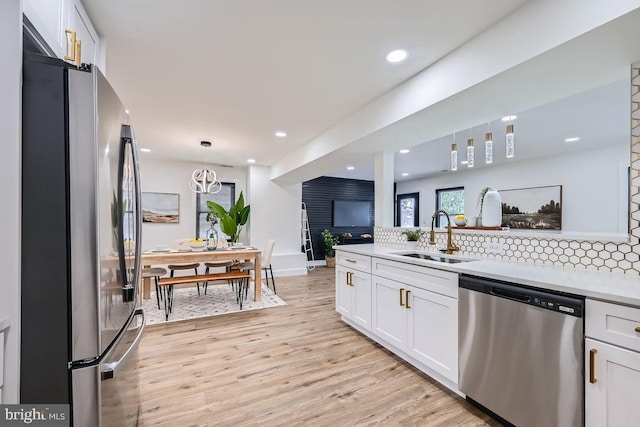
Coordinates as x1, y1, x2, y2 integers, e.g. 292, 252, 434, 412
23, 0, 70, 58
70, 0, 101, 70
23, 0, 102, 70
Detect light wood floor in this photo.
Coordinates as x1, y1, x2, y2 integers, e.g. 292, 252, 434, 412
136, 267, 502, 427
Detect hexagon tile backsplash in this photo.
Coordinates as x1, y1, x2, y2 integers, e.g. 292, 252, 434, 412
374, 227, 639, 274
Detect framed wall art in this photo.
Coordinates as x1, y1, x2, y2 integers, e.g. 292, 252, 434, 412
499, 185, 562, 230
141, 192, 180, 223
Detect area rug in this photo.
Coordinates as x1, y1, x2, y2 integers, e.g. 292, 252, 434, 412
142, 283, 286, 325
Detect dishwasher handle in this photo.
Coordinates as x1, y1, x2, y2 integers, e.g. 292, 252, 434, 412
490, 286, 531, 303
459, 274, 584, 317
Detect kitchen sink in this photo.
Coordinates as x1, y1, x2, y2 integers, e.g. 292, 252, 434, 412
395, 252, 475, 263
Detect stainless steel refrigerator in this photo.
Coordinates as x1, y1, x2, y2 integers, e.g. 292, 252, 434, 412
21, 52, 145, 427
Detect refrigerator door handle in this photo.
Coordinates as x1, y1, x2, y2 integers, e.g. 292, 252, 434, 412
125, 124, 143, 295
101, 307, 146, 381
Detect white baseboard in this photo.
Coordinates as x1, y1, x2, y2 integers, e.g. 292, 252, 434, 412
271, 253, 308, 277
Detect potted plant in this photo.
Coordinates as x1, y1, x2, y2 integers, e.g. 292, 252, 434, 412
401, 229, 424, 250
206, 191, 250, 243
321, 229, 340, 268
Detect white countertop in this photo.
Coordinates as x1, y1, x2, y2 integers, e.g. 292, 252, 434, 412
335, 244, 640, 307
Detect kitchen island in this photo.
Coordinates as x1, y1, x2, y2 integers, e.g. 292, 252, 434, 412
335, 243, 640, 427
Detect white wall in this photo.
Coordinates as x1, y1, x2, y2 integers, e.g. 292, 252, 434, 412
138, 158, 247, 250
0, 0, 21, 403
396, 144, 628, 234
247, 166, 307, 277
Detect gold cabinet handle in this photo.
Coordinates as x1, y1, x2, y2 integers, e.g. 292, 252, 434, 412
635, 326, 640, 333
399, 288, 405, 307
346, 259, 356, 263
349, 272, 354, 286
75, 38, 82, 67
406, 290, 411, 309
346, 272, 350, 286
64, 29, 77, 61
589, 349, 597, 384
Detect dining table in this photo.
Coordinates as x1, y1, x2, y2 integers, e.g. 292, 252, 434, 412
140, 247, 262, 302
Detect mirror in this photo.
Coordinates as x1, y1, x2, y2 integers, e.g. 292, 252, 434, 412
393, 77, 630, 237
329, 75, 631, 238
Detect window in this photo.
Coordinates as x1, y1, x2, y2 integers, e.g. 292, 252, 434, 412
435, 187, 464, 227
195, 183, 235, 239
396, 192, 420, 227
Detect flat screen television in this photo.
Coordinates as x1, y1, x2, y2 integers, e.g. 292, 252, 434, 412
333, 200, 372, 227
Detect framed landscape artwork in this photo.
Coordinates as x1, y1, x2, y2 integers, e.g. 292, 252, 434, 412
142, 192, 180, 223
499, 185, 562, 230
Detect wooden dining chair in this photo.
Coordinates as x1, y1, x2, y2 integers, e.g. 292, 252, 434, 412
167, 263, 202, 294
203, 260, 236, 294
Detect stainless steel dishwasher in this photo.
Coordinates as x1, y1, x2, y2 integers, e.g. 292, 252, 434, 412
458, 274, 584, 427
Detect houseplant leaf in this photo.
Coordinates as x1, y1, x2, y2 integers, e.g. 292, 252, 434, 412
237, 206, 250, 226
206, 201, 228, 218
219, 214, 238, 241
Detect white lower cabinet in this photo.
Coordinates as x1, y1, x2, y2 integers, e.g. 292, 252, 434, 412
406, 285, 457, 382
585, 299, 640, 427
585, 338, 640, 427
371, 276, 405, 348
335, 251, 459, 392
372, 275, 458, 384
336, 265, 372, 332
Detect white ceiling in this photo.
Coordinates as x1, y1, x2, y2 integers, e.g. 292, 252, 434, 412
81, 0, 531, 175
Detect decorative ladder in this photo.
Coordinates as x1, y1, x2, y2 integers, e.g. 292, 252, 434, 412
301, 202, 315, 271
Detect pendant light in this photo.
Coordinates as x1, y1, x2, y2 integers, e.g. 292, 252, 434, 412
506, 124, 515, 158
189, 141, 222, 194
467, 138, 474, 168
450, 132, 458, 171
485, 131, 493, 164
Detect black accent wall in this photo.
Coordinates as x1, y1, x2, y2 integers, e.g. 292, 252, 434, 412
302, 176, 375, 259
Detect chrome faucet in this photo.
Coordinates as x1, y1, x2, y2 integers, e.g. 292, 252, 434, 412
429, 210, 459, 254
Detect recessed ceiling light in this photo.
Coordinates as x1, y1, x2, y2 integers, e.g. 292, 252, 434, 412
386, 49, 408, 63
399, 149, 410, 154
501, 115, 517, 121
461, 160, 468, 165
140, 148, 151, 153
247, 158, 256, 163
347, 166, 355, 170
274, 131, 287, 138
124, 109, 130, 114
564, 137, 580, 143
401, 172, 409, 177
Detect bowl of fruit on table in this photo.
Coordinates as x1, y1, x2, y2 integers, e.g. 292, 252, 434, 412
189, 238, 206, 249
